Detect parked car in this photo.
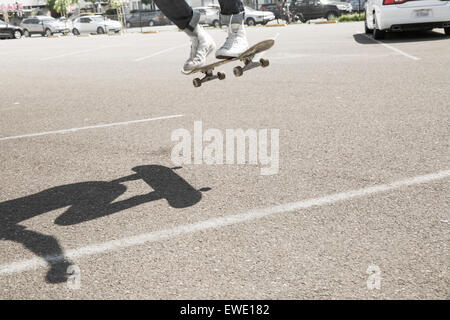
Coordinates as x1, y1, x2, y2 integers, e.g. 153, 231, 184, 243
72, 15, 122, 35
0, 20, 23, 39
244, 6, 276, 26
125, 10, 170, 28
20, 16, 70, 37
365, 0, 450, 39
347, 0, 366, 12
290, 0, 352, 21
194, 6, 221, 27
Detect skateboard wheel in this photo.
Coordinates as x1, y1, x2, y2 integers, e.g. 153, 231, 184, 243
217, 72, 226, 80
233, 66, 243, 77
193, 78, 202, 88
260, 58, 269, 67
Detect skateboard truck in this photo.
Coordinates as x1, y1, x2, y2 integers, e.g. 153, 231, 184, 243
193, 70, 226, 88
233, 57, 270, 77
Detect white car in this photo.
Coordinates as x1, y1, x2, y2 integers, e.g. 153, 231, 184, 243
194, 6, 222, 27
72, 15, 122, 35
365, 0, 450, 39
244, 6, 275, 26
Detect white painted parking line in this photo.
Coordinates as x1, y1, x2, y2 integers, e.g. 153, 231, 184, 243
0, 114, 184, 141
363, 34, 420, 61
133, 44, 189, 62
40, 46, 116, 61
1, 169, 448, 276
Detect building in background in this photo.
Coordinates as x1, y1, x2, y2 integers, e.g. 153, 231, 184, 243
0, 0, 47, 13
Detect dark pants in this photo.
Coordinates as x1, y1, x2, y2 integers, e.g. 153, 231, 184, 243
153, 0, 245, 30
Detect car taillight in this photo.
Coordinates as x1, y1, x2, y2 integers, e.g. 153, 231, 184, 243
383, 0, 408, 5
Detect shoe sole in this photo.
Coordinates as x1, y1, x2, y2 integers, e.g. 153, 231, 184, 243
215, 54, 238, 60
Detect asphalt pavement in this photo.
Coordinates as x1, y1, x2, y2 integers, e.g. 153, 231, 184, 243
0, 22, 449, 299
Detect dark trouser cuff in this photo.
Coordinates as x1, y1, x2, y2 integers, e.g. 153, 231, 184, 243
220, 12, 245, 25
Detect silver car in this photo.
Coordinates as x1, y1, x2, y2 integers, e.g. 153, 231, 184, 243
20, 16, 70, 37
194, 6, 222, 28
197, 6, 275, 27
72, 15, 122, 35
244, 6, 275, 26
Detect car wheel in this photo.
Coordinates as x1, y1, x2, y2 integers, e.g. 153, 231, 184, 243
72, 28, 80, 36
126, 22, 131, 28
44, 28, 52, 37
373, 15, 386, 40
212, 20, 221, 28
364, 19, 372, 34
148, 20, 155, 27
12, 30, 22, 39
97, 27, 105, 34
23, 29, 30, 37
246, 18, 256, 26
445, 27, 450, 35
326, 12, 338, 21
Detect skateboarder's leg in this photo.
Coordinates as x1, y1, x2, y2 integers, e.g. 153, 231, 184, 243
153, 0, 216, 73
216, 0, 249, 59
152, 0, 198, 31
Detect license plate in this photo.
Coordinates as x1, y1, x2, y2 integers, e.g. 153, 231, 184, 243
415, 9, 431, 18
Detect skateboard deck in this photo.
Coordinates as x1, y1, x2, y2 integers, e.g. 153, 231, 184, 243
189, 39, 275, 87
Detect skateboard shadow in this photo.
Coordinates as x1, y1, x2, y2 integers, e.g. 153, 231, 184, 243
0, 165, 210, 284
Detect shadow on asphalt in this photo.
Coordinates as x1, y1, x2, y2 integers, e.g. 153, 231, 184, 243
0, 165, 210, 283
353, 30, 449, 44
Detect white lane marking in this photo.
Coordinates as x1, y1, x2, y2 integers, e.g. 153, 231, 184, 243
0, 169, 448, 276
133, 44, 189, 62
0, 114, 184, 141
40, 46, 116, 61
363, 34, 420, 61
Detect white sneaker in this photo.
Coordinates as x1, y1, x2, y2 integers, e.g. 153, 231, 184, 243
182, 25, 216, 74
216, 22, 249, 59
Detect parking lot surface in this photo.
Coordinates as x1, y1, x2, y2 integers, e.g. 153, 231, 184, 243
0, 22, 449, 299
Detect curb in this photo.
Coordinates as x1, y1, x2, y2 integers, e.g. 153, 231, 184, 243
142, 31, 158, 34
265, 24, 286, 27
315, 21, 337, 25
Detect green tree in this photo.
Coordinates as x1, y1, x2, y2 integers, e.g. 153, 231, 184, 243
48, 0, 78, 17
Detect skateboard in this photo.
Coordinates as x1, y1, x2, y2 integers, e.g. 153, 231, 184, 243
188, 39, 275, 88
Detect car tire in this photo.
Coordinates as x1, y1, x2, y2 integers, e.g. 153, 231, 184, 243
126, 22, 131, 28
445, 27, 450, 35
148, 20, 155, 27
23, 29, 30, 37
72, 28, 80, 36
97, 27, 105, 34
246, 18, 256, 26
373, 16, 386, 40
212, 20, 221, 28
11, 30, 22, 39
326, 11, 338, 21
364, 20, 372, 34
44, 28, 52, 37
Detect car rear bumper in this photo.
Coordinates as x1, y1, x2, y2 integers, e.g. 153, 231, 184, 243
378, 4, 450, 30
